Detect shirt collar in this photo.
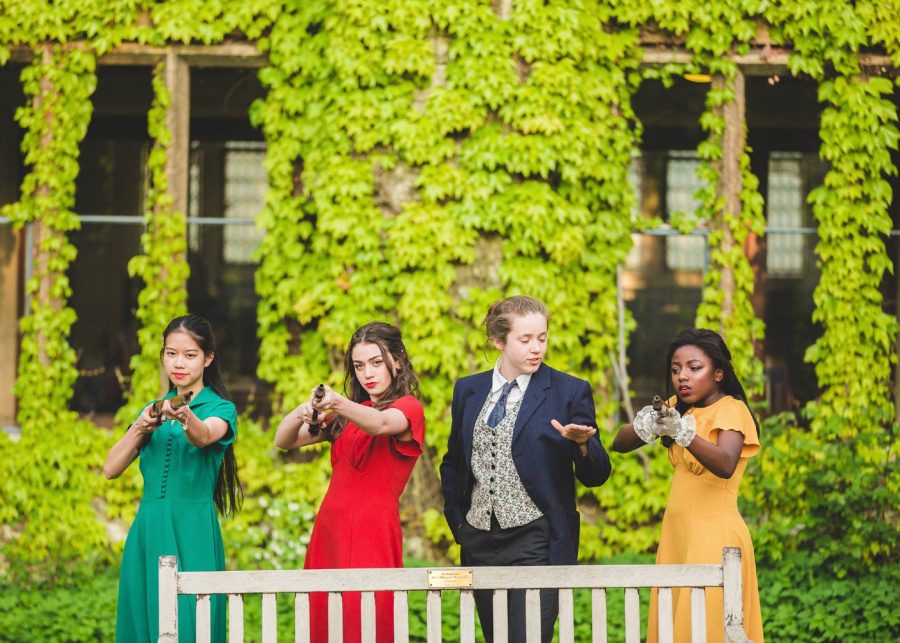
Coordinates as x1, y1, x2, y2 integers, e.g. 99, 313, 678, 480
492, 360, 531, 393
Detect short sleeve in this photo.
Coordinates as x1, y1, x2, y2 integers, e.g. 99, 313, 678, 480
388, 395, 426, 458
194, 398, 238, 451
709, 397, 760, 458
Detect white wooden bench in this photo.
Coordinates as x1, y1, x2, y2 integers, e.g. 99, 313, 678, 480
158, 547, 751, 643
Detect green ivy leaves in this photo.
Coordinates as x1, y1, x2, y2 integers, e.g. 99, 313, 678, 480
115, 60, 189, 428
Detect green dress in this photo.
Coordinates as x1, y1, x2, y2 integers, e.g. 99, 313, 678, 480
115, 386, 237, 643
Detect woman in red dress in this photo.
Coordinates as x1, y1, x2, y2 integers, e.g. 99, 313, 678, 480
274, 322, 425, 642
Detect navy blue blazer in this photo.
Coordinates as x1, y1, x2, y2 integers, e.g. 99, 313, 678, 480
440, 363, 611, 565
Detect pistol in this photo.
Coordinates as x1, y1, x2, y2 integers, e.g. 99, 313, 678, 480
149, 390, 194, 425
652, 394, 675, 447
652, 395, 667, 415
308, 384, 327, 436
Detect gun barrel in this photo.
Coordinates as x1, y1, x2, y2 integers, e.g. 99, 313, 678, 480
149, 390, 194, 421
308, 384, 327, 436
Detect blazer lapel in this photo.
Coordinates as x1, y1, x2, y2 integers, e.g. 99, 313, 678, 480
463, 371, 492, 464
512, 364, 550, 444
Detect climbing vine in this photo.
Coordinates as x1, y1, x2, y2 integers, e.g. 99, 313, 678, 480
252, 0, 648, 558
0, 44, 109, 581
115, 60, 189, 427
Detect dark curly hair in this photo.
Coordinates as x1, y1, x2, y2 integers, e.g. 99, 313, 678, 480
662, 327, 760, 446
326, 321, 420, 440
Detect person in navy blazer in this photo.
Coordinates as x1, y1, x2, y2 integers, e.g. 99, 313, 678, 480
441, 296, 611, 642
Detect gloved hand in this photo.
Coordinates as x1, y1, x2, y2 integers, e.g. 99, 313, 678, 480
632, 405, 660, 444
654, 407, 696, 447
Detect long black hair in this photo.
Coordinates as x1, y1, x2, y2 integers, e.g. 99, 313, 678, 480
162, 314, 243, 516
664, 328, 760, 444
327, 321, 420, 440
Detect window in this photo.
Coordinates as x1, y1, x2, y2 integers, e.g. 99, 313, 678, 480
223, 141, 267, 264
665, 151, 707, 272
766, 152, 805, 278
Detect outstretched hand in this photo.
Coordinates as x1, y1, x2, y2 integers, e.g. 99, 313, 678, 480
653, 406, 682, 437
161, 399, 191, 425
310, 385, 343, 412
551, 419, 596, 445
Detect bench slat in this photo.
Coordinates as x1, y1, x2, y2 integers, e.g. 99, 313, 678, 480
393, 591, 409, 643
228, 594, 244, 643
691, 587, 706, 643
158, 557, 179, 643
657, 587, 674, 643
294, 593, 309, 643
460, 590, 476, 643
726, 624, 753, 643
196, 594, 211, 643
493, 590, 508, 643
592, 588, 607, 643
525, 589, 541, 643
262, 593, 276, 643
426, 590, 441, 643
558, 588, 574, 642
361, 591, 376, 643
624, 587, 640, 643
328, 593, 342, 643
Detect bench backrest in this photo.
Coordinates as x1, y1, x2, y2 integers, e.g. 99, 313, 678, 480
158, 546, 751, 643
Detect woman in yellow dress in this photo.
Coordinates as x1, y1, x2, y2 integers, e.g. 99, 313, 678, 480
613, 328, 764, 643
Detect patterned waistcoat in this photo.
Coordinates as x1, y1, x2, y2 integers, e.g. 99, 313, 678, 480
466, 393, 543, 530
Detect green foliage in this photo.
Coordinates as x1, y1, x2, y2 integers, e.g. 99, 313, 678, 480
766, 0, 900, 573
743, 412, 899, 574
221, 417, 323, 570
0, 46, 107, 583
252, 0, 648, 560
0, 566, 119, 642
115, 60, 189, 427
758, 554, 900, 642
646, 0, 768, 395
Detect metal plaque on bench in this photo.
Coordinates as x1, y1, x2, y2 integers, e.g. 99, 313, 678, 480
428, 568, 473, 589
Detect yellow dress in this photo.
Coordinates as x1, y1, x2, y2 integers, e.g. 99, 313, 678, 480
646, 395, 764, 643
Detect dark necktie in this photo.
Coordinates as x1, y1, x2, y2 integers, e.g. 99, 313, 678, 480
486, 380, 517, 428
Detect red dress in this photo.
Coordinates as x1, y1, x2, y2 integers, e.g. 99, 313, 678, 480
304, 395, 425, 642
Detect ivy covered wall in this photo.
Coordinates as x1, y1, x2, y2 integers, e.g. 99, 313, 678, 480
0, 0, 897, 597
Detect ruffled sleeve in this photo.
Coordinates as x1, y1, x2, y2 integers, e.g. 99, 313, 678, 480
388, 395, 425, 458
708, 397, 760, 458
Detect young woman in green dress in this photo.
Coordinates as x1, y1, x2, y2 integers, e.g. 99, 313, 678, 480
105, 314, 242, 643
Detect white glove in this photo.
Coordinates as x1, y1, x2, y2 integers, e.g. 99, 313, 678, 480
655, 408, 696, 447
632, 405, 660, 444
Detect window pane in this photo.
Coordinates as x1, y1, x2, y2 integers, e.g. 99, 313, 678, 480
223, 141, 266, 264
665, 151, 706, 272
766, 152, 805, 278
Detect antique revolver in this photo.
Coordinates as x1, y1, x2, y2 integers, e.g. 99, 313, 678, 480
652, 395, 668, 415
149, 390, 194, 425
307, 384, 327, 436
652, 394, 675, 447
